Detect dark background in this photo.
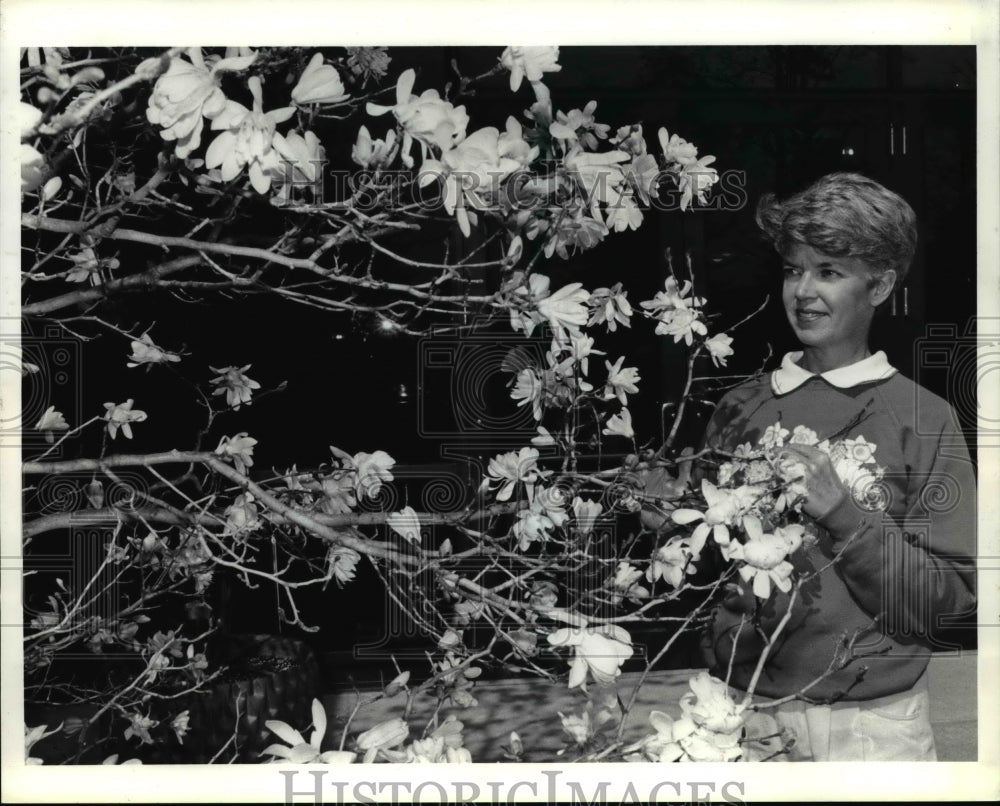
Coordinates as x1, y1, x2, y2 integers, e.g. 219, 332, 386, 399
25, 46, 978, 686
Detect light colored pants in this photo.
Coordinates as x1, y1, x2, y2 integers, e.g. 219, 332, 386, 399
760, 674, 937, 761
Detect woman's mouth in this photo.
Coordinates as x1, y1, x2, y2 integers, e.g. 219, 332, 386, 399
794, 309, 826, 324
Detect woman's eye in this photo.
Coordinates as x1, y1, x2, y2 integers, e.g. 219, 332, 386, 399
820, 269, 840, 279
782, 266, 800, 278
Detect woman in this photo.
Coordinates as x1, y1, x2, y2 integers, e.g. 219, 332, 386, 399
698, 173, 977, 760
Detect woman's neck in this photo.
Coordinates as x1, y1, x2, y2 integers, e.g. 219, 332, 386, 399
798, 344, 872, 374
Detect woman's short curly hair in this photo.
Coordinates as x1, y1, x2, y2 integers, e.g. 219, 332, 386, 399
755, 172, 917, 285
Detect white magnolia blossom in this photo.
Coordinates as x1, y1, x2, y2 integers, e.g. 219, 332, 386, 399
513, 506, 553, 551
550, 100, 610, 150
291, 52, 349, 105
386, 506, 421, 544
261, 699, 356, 764
647, 537, 700, 587
215, 432, 258, 475
102, 399, 147, 440
328, 545, 362, 585
268, 130, 326, 203
603, 407, 634, 439
127, 333, 181, 368
123, 712, 159, 745
640, 276, 705, 315
631, 672, 747, 763
536, 282, 591, 336
205, 76, 295, 194
603, 356, 641, 405
366, 68, 469, 168
612, 561, 650, 604
510, 368, 544, 422
209, 364, 261, 410
704, 332, 734, 367
552, 331, 602, 376
354, 718, 410, 763
587, 283, 633, 331
547, 622, 633, 690
728, 518, 804, 599
21, 144, 47, 193
351, 125, 397, 169
677, 156, 719, 211
35, 406, 69, 443
145, 48, 256, 159
485, 446, 547, 501
563, 147, 630, 221
419, 125, 529, 236
499, 46, 561, 91
605, 193, 644, 232
170, 711, 190, 745
558, 709, 594, 746
224, 493, 259, 533
672, 480, 758, 558
508, 273, 551, 335
349, 450, 396, 500
572, 496, 603, 537
658, 128, 700, 166
657, 306, 709, 345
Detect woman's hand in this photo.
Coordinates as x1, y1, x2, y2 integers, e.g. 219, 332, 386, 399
775, 444, 849, 521
637, 450, 693, 532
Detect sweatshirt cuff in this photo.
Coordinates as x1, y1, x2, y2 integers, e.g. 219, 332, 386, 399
816, 494, 868, 542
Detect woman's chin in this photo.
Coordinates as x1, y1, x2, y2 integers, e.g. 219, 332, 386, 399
788, 323, 830, 348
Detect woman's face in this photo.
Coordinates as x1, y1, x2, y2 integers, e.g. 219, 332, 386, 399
781, 243, 893, 358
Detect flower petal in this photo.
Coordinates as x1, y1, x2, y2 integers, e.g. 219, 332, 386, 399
264, 719, 306, 748
310, 699, 327, 749
671, 508, 704, 525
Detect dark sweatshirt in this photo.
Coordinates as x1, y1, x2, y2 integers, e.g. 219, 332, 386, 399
700, 352, 977, 701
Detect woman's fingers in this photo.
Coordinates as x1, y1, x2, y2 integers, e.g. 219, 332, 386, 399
775, 444, 847, 520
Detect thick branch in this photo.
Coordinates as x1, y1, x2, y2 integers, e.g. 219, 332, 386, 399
22, 501, 519, 540
22, 255, 204, 316
22, 217, 501, 311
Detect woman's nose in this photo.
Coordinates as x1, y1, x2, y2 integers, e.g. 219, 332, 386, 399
794, 271, 816, 299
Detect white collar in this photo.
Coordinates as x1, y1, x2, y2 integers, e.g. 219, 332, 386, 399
770, 351, 897, 395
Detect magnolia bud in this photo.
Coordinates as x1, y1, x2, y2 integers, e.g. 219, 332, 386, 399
509, 731, 524, 756
437, 629, 461, 649
383, 670, 410, 697
84, 479, 104, 509
355, 718, 409, 751
446, 746, 473, 763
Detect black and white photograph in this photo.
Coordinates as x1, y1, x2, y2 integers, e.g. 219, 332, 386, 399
3, 0, 998, 802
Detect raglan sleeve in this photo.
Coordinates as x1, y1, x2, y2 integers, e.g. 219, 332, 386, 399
815, 398, 977, 645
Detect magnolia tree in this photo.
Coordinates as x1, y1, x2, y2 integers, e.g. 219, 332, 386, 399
19, 46, 878, 765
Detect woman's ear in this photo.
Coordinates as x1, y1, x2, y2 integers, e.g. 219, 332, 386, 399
869, 269, 897, 307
